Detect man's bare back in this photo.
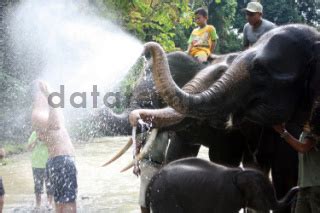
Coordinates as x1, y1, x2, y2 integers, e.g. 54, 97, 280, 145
32, 81, 75, 157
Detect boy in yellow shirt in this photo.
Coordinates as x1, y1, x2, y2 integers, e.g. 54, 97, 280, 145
187, 8, 218, 63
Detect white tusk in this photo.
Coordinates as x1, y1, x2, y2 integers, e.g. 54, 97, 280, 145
120, 160, 135, 173
136, 128, 158, 160
101, 138, 133, 167
120, 129, 159, 173
225, 113, 233, 129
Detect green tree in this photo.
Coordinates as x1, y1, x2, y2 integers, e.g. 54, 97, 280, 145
208, 0, 240, 53
261, 0, 303, 25
233, 0, 247, 32
98, 0, 194, 51
296, 0, 320, 26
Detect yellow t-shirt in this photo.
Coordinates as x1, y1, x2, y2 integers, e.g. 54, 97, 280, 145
188, 25, 218, 56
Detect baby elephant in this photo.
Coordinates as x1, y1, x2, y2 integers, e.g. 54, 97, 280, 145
146, 157, 298, 213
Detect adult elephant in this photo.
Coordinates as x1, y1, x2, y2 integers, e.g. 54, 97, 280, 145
140, 24, 320, 133
146, 157, 299, 213
92, 51, 227, 136
95, 51, 236, 163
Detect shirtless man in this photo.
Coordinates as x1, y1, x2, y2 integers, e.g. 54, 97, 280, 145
32, 80, 77, 213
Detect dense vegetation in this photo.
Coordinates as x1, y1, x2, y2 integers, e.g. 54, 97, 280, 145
0, 0, 319, 142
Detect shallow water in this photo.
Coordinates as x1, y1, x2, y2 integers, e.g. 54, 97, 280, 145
0, 137, 210, 212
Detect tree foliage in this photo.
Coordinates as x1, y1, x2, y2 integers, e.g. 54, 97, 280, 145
262, 0, 302, 24
296, 0, 320, 26
208, 0, 239, 53
98, 0, 194, 51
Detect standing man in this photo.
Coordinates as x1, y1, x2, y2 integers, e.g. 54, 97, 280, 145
32, 80, 77, 213
243, 1, 276, 49
273, 123, 320, 213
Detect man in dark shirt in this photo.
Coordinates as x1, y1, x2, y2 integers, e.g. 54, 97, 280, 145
243, 1, 276, 49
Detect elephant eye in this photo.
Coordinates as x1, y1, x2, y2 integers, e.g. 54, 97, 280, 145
250, 59, 269, 81
253, 62, 266, 75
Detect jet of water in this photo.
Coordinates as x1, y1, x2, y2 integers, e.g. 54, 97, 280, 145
8, 0, 143, 109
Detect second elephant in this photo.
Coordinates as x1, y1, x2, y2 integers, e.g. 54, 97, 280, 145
146, 158, 298, 213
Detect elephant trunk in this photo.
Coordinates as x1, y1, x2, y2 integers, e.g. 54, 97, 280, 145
144, 42, 250, 118
92, 108, 132, 135
271, 186, 299, 210
129, 107, 185, 128
129, 63, 227, 128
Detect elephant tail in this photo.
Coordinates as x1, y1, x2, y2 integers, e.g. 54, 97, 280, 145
273, 186, 299, 210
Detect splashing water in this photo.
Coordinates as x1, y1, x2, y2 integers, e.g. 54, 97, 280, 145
8, 0, 143, 109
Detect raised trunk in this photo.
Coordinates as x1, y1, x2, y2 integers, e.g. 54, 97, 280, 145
129, 61, 228, 128
92, 108, 132, 136
145, 42, 250, 118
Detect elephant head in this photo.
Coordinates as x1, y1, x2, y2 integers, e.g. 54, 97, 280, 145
145, 24, 320, 127
235, 170, 299, 211
90, 51, 207, 136
128, 52, 237, 129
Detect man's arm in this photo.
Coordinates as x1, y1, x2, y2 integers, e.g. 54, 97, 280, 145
186, 33, 194, 54
32, 80, 63, 131
273, 124, 315, 153
27, 132, 37, 150
282, 132, 314, 153
210, 41, 216, 54
47, 106, 63, 130
186, 43, 193, 54
32, 91, 50, 131
210, 26, 218, 54
243, 25, 250, 50
42, 81, 64, 130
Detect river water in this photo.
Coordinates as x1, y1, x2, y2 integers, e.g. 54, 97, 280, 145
0, 137, 209, 212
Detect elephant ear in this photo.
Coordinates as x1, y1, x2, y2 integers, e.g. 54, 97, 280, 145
309, 41, 320, 135
234, 170, 276, 211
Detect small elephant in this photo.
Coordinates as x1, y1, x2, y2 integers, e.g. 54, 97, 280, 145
146, 157, 298, 213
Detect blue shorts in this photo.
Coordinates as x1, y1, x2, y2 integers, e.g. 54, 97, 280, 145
46, 155, 77, 203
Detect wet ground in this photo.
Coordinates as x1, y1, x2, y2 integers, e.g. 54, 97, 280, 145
0, 137, 210, 212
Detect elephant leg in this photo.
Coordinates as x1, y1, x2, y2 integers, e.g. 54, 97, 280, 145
151, 198, 184, 213
271, 125, 299, 213
165, 132, 200, 164
209, 130, 245, 167
244, 155, 271, 213
148, 171, 184, 213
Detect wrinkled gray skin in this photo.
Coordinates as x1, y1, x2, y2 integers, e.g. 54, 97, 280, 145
146, 24, 320, 132
91, 51, 239, 163
92, 51, 240, 163
146, 158, 299, 213
92, 51, 208, 136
